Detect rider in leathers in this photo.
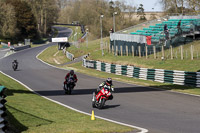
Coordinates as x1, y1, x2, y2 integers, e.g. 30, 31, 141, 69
64, 70, 78, 88
97, 78, 114, 100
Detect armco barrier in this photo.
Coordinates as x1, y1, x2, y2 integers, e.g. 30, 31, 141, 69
83, 59, 200, 87
14, 45, 31, 51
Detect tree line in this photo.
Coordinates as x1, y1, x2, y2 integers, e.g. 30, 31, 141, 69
0, 0, 58, 43
0, 0, 200, 43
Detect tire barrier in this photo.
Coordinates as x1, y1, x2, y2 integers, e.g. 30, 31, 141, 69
0, 86, 7, 133
83, 59, 200, 87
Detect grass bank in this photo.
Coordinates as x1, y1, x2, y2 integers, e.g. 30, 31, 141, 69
67, 38, 200, 72
38, 45, 70, 65
0, 72, 135, 133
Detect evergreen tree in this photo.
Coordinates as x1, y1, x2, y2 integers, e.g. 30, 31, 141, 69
137, 4, 146, 21
6, 0, 38, 41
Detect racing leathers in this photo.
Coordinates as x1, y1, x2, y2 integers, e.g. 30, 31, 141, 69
97, 81, 114, 100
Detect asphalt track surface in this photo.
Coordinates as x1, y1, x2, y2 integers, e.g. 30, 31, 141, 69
1, 27, 200, 133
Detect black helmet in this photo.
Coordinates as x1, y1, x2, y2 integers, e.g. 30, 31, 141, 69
70, 70, 74, 75
106, 78, 112, 85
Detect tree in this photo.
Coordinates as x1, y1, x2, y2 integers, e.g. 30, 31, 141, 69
137, 4, 146, 21
6, 0, 38, 41
57, 0, 137, 38
0, 1, 18, 40
25, 0, 59, 37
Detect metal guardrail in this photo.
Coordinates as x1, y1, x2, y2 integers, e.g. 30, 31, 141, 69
13, 45, 31, 51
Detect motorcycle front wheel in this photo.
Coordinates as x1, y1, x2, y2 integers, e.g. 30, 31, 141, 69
98, 98, 106, 109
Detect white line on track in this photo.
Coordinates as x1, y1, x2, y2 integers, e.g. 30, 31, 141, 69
2, 43, 200, 133
0, 70, 148, 133
37, 47, 149, 132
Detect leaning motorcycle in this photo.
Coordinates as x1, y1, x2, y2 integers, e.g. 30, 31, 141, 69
92, 86, 112, 109
12, 61, 18, 71
63, 77, 75, 95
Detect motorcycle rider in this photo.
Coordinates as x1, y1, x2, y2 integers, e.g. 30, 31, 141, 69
12, 59, 18, 70
64, 70, 78, 88
96, 78, 114, 100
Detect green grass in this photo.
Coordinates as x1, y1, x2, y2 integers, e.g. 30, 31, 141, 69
38, 45, 70, 65
0, 45, 2, 48
67, 38, 200, 72
0, 72, 135, 133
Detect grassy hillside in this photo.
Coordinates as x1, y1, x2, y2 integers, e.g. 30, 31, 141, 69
67, 38, 200, 72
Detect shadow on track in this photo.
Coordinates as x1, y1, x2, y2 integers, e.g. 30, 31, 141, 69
103, 104, 120, 109
35, 86, 164, 96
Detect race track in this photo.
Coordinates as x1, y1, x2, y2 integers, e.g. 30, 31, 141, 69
0, 26, 200, 133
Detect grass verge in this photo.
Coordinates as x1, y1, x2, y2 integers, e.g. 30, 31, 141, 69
38, 45, 70, 65
0, 72, 136, 133
67, 38, 200, 72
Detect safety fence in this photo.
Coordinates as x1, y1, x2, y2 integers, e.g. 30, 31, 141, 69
82, 59, 200, 87
63, 48, 74, 60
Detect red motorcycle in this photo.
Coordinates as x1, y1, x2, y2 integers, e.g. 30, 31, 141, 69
92, 86, 112, 109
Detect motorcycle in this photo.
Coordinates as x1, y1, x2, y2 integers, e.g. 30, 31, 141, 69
12, 61, 18, 71
63, 77, 75, 95
92, 86, 112, 109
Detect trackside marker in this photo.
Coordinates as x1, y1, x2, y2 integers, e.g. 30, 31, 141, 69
91, 110, 95, 120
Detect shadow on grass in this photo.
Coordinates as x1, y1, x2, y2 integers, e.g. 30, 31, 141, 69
6, 105, 54, 133
34, 84, 199, 96
6, 88, 34, 96
6, 109, 28, 133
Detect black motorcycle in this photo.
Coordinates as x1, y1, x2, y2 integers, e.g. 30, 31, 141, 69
12, 60, 18, 71
63, 77, 75, 94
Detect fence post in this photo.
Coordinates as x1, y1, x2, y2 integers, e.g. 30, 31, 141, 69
132, 45, 134, 57
145, 45, 148, 59
153, 46, 156, 59
162, 45, 165, 59
121, 45, 123, 56
126, 45, 128, 56
114, 45, 119, 55
181, 45, 183, 60
139, 46, 141, 58
112, 45, 114, 54
191, 45, 194, 60
170, 45, 173, 59
109, 43, 110, 53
